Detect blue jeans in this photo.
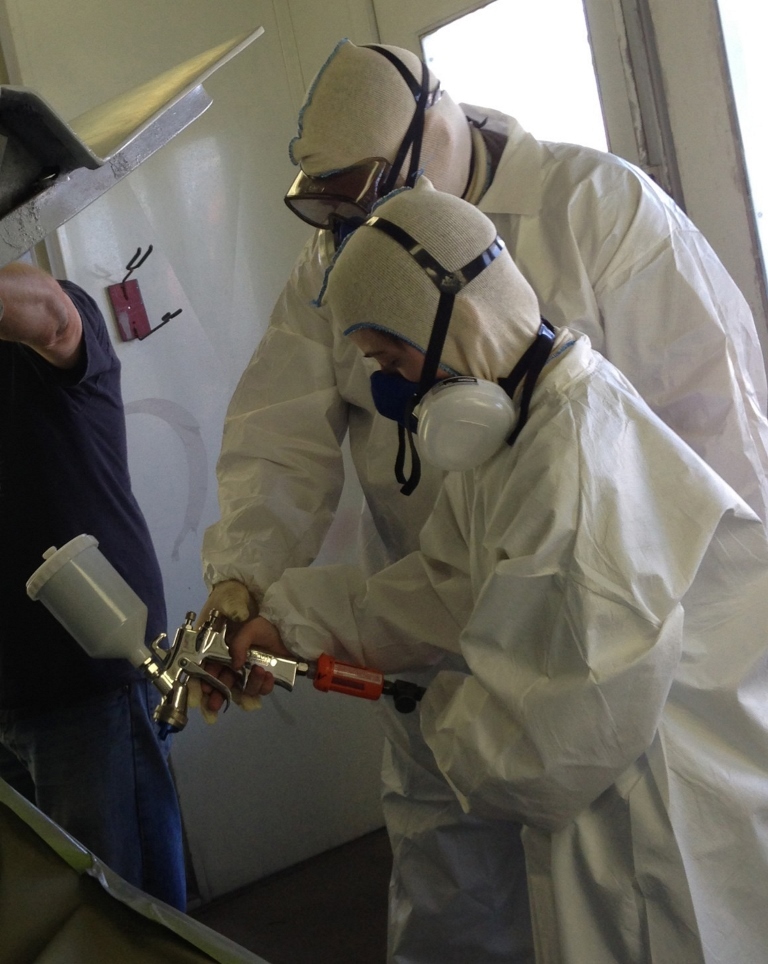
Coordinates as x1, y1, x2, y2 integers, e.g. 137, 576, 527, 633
0, 679, 186, 910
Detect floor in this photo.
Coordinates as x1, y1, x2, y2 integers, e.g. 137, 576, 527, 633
188, 828, 392, 964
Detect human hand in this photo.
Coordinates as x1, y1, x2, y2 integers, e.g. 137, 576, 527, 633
203, 616, 293, 715
191, 580, 261, 722
187, 674, 265, 722
196, 579, 258, 627
0, 263, 83, 368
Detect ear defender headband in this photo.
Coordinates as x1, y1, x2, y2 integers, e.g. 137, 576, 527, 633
364, 215, 555, 493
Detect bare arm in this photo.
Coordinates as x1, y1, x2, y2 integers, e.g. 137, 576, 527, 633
0, 263, 83, 368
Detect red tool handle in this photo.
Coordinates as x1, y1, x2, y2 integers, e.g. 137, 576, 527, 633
312, 653, 385, 701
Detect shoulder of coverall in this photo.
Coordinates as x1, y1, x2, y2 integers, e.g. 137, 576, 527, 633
441, 337, 596, 546
540, 142, 684, 283
256, 229, 338, 355
543, 137, 670, 209
480, 119, 674, 284
466, 105, 665, 236
532, 130, 686, 245
462, 105, 550, 218
279, 228, 336, 306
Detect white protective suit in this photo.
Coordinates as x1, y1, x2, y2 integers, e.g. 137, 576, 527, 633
202, 101, 768, 962
258, 329, 768, 964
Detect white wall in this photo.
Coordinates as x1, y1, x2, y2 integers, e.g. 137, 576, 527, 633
0, 0, 386, 902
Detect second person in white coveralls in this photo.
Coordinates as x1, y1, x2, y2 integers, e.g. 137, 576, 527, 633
221, 178, 768, 964
201, 39, 768, 964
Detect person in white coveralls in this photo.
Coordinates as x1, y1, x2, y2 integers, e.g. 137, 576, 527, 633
220, 178, 768, 964
200, 39, 768, 964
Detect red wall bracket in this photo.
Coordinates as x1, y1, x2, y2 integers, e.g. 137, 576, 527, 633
107, 279, 151, 341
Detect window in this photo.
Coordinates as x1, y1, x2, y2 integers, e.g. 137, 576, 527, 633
716, 0, 768, 274
421, 0, 607, 150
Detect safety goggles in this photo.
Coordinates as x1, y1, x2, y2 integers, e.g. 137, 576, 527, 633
284, 158, 394, 230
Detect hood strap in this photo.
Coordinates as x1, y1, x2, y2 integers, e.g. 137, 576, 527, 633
497, 319, 555, 447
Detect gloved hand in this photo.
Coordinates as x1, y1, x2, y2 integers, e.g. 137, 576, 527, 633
189, 580, 262, 722
187, 675, 264, 722
196, 579, 259, 626
209, 615, 292, 711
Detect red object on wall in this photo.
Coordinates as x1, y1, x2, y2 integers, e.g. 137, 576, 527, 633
107, 279, 151, 341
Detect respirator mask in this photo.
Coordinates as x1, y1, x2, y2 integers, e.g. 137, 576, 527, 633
359, 215, 555, 494
284, 45, 443, 248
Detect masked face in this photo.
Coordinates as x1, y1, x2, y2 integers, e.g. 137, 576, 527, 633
369, 371, 421, 427
285, 46, 441, 240
349, 328, 427, 425
342, 218, 508, 495
349, 327, 428, 381
330, 214, 367, 250
284, 158, 394, 231
349, 327, 448, 430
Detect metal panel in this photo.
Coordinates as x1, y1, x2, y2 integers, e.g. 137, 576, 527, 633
0, 28, 264, 266
0, 87, 211, 266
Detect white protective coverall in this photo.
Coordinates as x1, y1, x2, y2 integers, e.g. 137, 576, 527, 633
202, 93, 768, 963
257, 329, 768, 964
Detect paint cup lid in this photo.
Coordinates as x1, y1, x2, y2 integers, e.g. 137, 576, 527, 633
26, 533, 99, 600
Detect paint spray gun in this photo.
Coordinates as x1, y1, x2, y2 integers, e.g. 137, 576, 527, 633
26, 535, 425, 738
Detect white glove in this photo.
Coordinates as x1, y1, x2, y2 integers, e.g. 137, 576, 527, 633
197, 579, 259, 625
189, 580, 263, 722
187, 676, 263, 721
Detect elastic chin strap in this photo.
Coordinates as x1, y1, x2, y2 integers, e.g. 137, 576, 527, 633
364, 215, 505, 495
395, 287, 455, 494
497, 319, 556, 446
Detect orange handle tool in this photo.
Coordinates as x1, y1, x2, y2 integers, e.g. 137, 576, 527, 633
312, 653, 385, 701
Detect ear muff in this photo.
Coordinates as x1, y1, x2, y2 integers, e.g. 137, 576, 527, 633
417, 377, 516, 471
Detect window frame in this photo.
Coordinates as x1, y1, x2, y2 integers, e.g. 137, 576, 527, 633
372, 0, 768, 362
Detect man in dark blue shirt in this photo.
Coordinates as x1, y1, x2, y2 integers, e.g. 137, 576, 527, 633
0, 260, 186, 909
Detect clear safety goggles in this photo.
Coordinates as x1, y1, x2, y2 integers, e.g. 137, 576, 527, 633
284, 157, 394, 229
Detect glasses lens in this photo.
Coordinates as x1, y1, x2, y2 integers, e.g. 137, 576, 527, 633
284, 159, 392, 228
284, 196, 340, 228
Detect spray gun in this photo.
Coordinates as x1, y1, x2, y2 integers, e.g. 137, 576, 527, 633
144, 609, 425, 737
26, 534, 425, 738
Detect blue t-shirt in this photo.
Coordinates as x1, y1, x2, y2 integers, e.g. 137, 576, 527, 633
0, 281, 167, 711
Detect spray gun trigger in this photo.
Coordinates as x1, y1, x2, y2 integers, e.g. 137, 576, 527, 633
183, 661, 232, 712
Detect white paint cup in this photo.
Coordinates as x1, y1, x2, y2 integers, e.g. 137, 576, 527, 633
26, 533, 149, 667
